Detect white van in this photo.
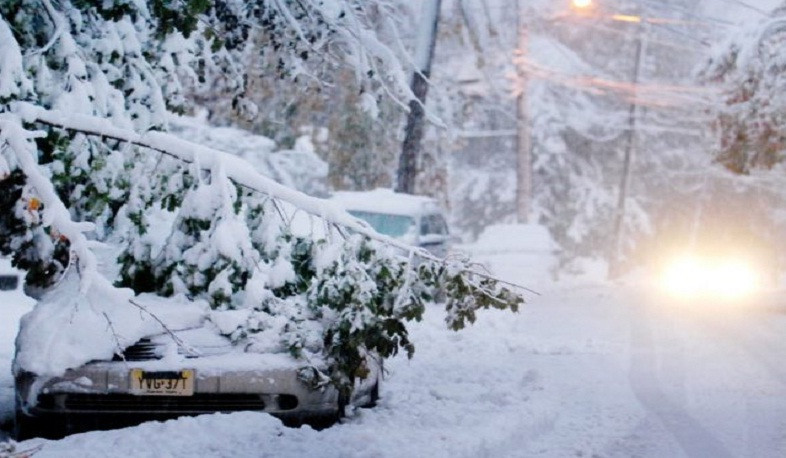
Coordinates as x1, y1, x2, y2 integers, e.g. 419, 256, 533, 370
331, 189, 451, 258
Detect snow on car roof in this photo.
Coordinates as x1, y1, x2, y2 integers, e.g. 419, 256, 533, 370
330, 188, 442, 216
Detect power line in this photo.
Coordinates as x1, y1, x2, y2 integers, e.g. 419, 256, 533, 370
648, 22, 712, 47
630, 0, 735, 26
575, 19, 703, 52
713, 0, 769, 16
514, 55, 716, 108
464, 1, 738, 27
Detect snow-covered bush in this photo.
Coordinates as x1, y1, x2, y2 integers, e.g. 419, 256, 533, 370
0, 0, 523, 397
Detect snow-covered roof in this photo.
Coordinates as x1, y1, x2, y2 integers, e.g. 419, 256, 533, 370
330, 188, 443, 217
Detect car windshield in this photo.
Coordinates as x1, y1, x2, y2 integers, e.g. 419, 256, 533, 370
348, 210, 415, 238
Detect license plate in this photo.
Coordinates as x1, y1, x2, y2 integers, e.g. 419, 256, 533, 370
130, 369, 195, 396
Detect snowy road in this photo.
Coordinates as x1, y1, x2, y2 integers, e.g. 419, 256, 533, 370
625, 293, 786, 457
3, 278, 786, 456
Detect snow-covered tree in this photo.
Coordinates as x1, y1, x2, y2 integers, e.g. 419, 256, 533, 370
702, 3, 786, 174
203, 2, 416, 192
0, 0, 522, 398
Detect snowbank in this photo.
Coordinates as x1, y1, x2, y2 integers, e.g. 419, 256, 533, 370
473, 224, 559, 254
463, 224, 559, 292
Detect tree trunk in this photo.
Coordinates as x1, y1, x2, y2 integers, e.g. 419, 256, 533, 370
396, 0, 442, 195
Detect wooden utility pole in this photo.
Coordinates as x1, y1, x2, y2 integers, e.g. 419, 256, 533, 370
515, 2, 531, 223
611, 25, 646, 275
396, 0, 442, 195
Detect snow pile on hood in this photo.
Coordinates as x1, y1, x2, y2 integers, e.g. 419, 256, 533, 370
13, 269, 207, 377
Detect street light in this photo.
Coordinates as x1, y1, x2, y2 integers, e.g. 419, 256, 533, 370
571, 0, 593, 9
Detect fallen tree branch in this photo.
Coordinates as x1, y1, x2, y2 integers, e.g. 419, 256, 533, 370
14, 103, 536, 294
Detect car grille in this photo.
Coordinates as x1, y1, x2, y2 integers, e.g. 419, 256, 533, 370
47, 393, 266, 413
113, 339, 162, 361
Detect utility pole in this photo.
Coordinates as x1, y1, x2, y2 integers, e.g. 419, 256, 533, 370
396, 0, 442, 195
610, 21, 646, 276
514, 0, 599, 222
515, 1, 532, 224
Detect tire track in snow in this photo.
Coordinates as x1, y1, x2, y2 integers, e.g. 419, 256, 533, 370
699, 307, 786, 387
684, 306, 786, 456
628, 300, 734, 458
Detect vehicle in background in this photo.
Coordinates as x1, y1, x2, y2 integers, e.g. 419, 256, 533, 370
330, 189, 452, 258
0, 258, 21, 292
654, 227, 779, 302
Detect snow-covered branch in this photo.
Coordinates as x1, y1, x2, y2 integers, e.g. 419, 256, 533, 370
0, 114, 100, 292
16, 103, 419, 252
14, 102, 530, 292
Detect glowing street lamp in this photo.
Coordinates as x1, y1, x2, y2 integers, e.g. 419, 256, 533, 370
570, 0, 596, 17
571, 0, 593, 9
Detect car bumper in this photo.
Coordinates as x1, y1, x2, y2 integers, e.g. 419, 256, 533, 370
15, 363, 342, 422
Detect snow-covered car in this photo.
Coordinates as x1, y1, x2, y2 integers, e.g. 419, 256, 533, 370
331, 189, 452, 258
13, 283, 381, 440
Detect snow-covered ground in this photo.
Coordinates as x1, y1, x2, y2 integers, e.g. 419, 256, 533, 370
3, 233, 786, 457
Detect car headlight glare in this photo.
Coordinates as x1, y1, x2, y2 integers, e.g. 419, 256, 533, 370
660, 256, 760, 300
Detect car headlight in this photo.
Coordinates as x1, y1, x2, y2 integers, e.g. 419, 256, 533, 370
712, 260, 760, 299
660, 255, 761, 300
661, 256, 705, 299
